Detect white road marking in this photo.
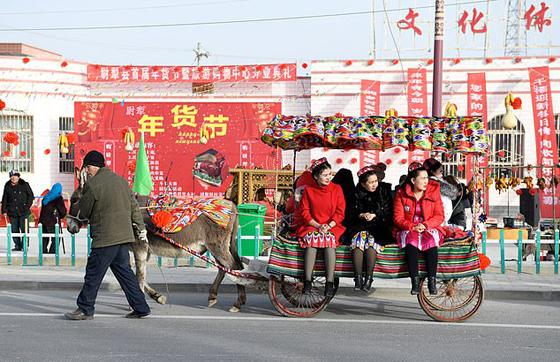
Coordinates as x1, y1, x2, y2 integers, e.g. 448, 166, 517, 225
1, 312, 559, 330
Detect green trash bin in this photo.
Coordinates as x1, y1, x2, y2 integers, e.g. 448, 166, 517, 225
237, 203, 267, 257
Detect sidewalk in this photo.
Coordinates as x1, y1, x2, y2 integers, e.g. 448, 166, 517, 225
0, 262, 558, 301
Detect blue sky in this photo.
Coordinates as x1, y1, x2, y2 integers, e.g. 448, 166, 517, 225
0, 0, 557, 66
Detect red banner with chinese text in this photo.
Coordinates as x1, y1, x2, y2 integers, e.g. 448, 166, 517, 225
360, 79, 380, 167
87, 64, 297, 83
466, 73, 488, 181
407, 68, 429, 164
528, 66, 559, 218
75, 102, 282, 198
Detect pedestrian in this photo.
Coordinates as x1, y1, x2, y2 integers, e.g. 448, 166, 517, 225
65, 150, 150, 320
1, 170, 34, 251
297, 158, 346, 297
347, 165, 395, 292
39, 183, 67, 254
393, 162, 444, 296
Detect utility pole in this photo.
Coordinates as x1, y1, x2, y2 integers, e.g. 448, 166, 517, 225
193, 42, 210, 66
431, 0, 445, 117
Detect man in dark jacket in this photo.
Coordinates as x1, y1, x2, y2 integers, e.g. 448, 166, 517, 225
1, 170, 34, 251
65, 151, 150, 320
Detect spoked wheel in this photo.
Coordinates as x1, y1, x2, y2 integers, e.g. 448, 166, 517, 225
269, 275, 338, 317
418, 276, 484, 322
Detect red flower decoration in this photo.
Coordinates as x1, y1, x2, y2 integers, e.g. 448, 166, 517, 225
302, 63, 308, 69
61, 61, 68, 68
453, 58, 461, 65
427, 59, 434, 65
529, 188, 537, 196
345, 60, 352, 66
478, 253, 491, 271
66, 133, 75, 145
512, 97, 522, 110
486, 58, 493, 64
44, 149, 51, 155
386, 159, 393, 165
20, 151, 26, 157
3, 150, 9, 156
350, 158, 357, 164
392, 59, 399, 65
400, 159, 407, 165
3, 132, 18, 144
336, 158, 343, 164
394, 147, 402, 154
152, 211, 174, 229
497, 150, 505, 157
516, 189, 523, 196
367, 59, 374, 66
0, 99, 5, 111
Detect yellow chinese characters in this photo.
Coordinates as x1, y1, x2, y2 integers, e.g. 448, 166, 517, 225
171, 105, 198, 128
204, 114, 229, 139
137, 115, 165, 136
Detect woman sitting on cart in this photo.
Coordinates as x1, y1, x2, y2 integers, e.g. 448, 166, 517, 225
393, 162, 444, 296
297, 158, 346, 297
347, 165, 394, 292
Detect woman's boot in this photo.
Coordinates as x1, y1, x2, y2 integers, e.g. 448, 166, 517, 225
302, 280, 312, 295
410, 276, 420, 295
325, 281, 336, 297
353, 275, 363, 291
362, 276, 374, 292
428, 276, 437, 295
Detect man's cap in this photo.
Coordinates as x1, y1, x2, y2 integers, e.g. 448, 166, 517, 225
83, 150, 105, 168
9, 170, 20, 177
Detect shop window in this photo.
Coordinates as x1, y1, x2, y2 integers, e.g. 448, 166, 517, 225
59, 117, 74, 173
0, 114, 33, 173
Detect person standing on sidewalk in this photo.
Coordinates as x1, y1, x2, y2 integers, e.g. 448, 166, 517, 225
1, 170, 34, 251
65, 150, 151, 320
39, 183, 67, 254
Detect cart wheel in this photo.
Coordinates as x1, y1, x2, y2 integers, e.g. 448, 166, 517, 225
417, 276, 484, 322
269, 275, 338, 317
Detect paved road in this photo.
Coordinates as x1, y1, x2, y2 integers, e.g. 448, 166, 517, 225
0, 290, 559, 362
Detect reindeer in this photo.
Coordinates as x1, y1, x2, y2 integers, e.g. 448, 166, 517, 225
67, 168, 247, 312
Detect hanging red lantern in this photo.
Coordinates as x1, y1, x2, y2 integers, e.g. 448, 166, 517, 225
453, 58, 461, 65
0, 99, 5, 111
529, 188, 537, 196
514, 57, 521, 63
152, 211, 174, 229
3, 132, 18, 144
302, 63, 308, 69
400, 159, 407, 165
550, 57, 557, 63
512, 97, 522, 110
336, 158, 343, 164
22, 57, 30, 64
394, 147, 402, 154
515, 189, 523, 196
427, 59, 434, 65
486, 58, 493, 64
20, 151, 27, 157
3, 150, 9, 156
478, 253, 491, 271
386, 159, 393, 165
44, 149, 51, 155
367, 59, 374, 66
350, 158, 357, 164
345, 60, 352, 66
61, 61, 68, 68
392, 59, 399, 65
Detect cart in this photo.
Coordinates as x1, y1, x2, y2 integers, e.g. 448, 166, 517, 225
260, 114, 489, 322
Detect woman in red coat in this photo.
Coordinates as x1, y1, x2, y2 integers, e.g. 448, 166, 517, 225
297, 158, 346, 297
393, 162, 444, 295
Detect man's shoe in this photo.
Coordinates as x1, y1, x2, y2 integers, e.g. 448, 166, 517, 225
126, 310, 150, 319
65, 309, 93, 320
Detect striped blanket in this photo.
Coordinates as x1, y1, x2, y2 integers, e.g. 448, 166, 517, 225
267, 234, 481, 279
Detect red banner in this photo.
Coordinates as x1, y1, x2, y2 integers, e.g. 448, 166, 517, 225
359, 79, 380, 167
466, 73, 488, 181
75, 102, 281, 197
87, 64, 297, 83
407, 68, 429, 163
528, 66, 559, 217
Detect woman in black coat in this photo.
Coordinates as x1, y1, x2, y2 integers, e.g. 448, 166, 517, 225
347, 166, 395, 292
332, 168, 356, 245
39, 183, 67, 253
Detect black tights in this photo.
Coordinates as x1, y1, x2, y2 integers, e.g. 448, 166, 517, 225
304, 247, 336, 283
352, 248, 377, 278
405, 245, 438, 278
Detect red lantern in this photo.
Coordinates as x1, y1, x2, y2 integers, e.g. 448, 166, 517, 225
22, 57, 30, 64
394, 147, 402, 154
61, 61, 68, 68
529, 188, 537, 196
392, 59, 399, 65
20, 151, 26, 157
350, 158, 357, 164
44, 149, 51, 155
152, 211, 174, 229
302, 63, 308, 69
458, 165, 464, 171
3, 150, 9, 156
550, 57, 557, 63
512, 97, 522, 110
336, 158, 343, 164
427, 59, 434, 65
345, 60, 352, 66
478, 253, 491, 271
386, 159, 393, 165
516, 189, 523, 196
367, 59, 374, 66
453, 58, 461, 65
497, 150, 505, 157
3, 132, 18, 144
0, 99, 5, 111
486, 58, 493, 64
514, 57, 521, 63
400, 159, 407, 165
14, 140, 19, 146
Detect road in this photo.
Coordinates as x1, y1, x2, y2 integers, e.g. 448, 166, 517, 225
0, 290, 559, 362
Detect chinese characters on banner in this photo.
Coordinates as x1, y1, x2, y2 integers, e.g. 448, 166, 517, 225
87, 64, 297, 83
75, 102, 282, 198
528, 66, 559, 217
359, 80, 381, 167
407, 68, 429, 164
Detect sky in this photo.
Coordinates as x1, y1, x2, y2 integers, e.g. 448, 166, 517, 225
0, 0, 557, 67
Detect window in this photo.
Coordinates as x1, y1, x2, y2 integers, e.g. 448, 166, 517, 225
59, 117, 74, 173
441, 153, 467, 181
0, 114, 33, 173
487, 114, 525, 179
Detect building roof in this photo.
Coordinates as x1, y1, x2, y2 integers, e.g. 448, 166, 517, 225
0, 43, 62, 58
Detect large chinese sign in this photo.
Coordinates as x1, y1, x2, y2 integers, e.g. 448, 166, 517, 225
407, 68, 429, 163
359, 80, 380, 167
87, 64, 297, 83
75, 102, 282, 197
528, 66, 559, 217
